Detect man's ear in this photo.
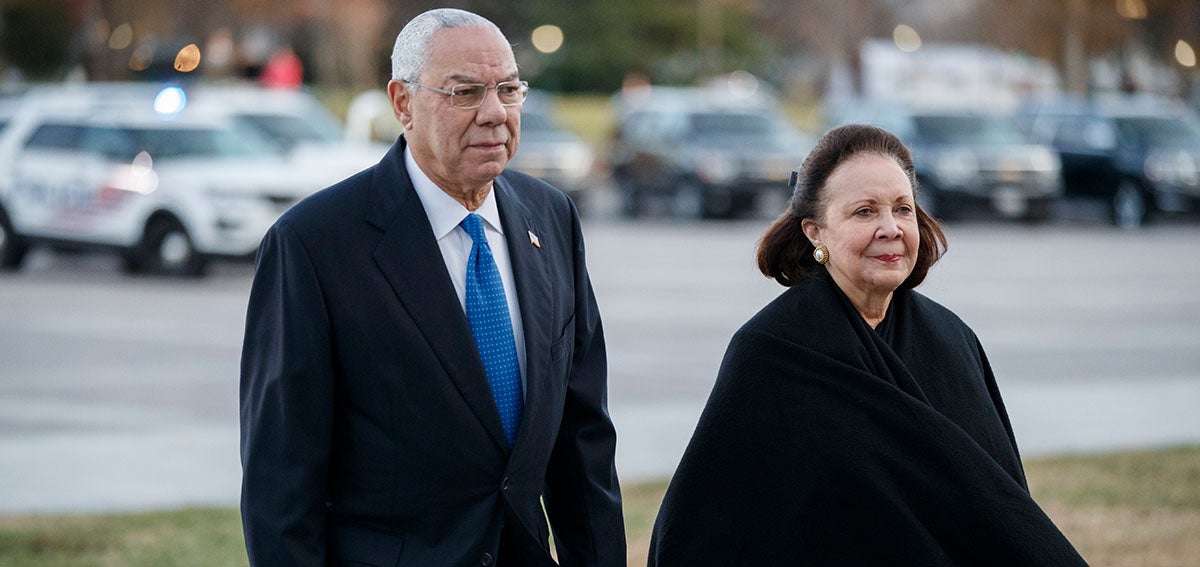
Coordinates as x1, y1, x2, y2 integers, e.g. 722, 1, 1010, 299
387, 80, 413, 130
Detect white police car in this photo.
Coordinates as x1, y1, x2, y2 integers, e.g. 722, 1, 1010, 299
185, 84, 391, 191
0, 84, 311, 276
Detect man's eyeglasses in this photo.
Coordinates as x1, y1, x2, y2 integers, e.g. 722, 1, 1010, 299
402, 79, 529, 109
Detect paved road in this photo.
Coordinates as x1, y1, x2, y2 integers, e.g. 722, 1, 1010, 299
1, 213, 1198, 512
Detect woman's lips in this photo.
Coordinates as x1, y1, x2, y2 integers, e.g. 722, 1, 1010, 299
875, 254, 902, 263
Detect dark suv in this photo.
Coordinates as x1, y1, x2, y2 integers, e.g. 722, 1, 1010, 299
1017, 97, 1200, 228
825, 99, 1062, 221
610, 89, 812, 219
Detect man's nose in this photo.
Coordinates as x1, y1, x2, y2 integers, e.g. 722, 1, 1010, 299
475, 88, 508, 125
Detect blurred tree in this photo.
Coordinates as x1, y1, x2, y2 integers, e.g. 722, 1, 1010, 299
1, 0, 74, 80
755, 0, 896, 98
517, 0, 775, 93
971, 0, 1126, 94
6, 0, 1196, 100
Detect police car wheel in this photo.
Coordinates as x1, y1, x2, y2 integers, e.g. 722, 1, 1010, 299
0, 208, 30, 270
137, 217, 207, 277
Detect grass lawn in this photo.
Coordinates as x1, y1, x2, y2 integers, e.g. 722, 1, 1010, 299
1, 446, 1196, 566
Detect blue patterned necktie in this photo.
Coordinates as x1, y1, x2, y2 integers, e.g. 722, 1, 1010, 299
460, 213, 523, 448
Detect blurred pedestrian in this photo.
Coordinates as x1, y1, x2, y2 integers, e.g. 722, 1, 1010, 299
648, 124, 1086, 565
257, 44, 303, 89
240, 8, 625, 566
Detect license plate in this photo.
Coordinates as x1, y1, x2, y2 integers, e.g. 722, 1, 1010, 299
992, 186, 1028, 217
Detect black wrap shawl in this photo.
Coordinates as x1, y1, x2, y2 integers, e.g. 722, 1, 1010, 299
648, 273, 1086, 566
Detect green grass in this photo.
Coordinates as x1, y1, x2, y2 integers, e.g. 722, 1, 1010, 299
0, 508, 244, 567
1027, 445, 1200, 509
2, 447, 1197, 566
552, 94, 620, 148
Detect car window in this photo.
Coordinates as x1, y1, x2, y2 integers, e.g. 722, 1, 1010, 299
1116, 117, 1200, 147
520, 112, 554, 133
24, 123, 85, 151
85, 126, 139, 161
156, 128, 270, 159
1022, 114, 1065, 143
1055, 117, 1116, 150
234, 113, 340, 149
622, 111, 674, 144
689, 113, 772, 137
78, 127, 272, 161
912, 115, 1024, 144
825, 103, 916, 141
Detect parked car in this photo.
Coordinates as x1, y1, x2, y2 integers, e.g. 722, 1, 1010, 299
0, 84, 311, 276
508, 90, 596, 210
825, 99, 1062, 221
0, 97, 17, 132
185, 84, 391, 190
610, 87, 812, 219
1016, 96, 1200, 228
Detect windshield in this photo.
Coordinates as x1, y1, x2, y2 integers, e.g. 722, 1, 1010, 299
690, 113, 776, 137
90, 126, 276, 161
1116, 117, 1200, 147
691, 112, 772, 136
912, 115, 1024, 145
235, 113, 342, 149
520, 112, 555, 133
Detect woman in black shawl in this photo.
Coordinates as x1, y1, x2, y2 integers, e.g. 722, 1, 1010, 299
648, 125, 1086, 566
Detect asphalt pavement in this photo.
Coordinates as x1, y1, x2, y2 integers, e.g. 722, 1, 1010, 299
1, 203, 1198, 513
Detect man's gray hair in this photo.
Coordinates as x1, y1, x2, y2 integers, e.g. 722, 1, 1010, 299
390, 9, 506, 83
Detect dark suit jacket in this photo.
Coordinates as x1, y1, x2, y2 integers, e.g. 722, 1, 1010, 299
239, 137, 625, 566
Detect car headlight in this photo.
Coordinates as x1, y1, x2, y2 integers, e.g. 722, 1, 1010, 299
932, 149, 978, 186
1182, 154, 1199, 186
1029, 147, 1060, 172
1145, 152, 1172, 183
696, 153, 738, 184
557, 144, 594, 181
1145, 150, 1199, 186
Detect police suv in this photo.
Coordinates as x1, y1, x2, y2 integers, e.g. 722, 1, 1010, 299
0, 84, 311, 276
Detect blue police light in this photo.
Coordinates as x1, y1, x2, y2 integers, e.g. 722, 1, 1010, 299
153, 86, 187, 117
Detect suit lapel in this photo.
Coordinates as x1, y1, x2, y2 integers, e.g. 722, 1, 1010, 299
495, 176, 554, 455
368, 139, 509, 452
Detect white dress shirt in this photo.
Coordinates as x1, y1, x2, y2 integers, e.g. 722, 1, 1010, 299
406, 147, 527, 392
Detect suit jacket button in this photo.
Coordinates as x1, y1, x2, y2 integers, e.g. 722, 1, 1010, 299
502, 477, 510, 491
481, 552, 494, 565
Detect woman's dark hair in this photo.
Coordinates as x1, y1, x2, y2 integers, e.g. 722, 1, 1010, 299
757, 123, 947, 288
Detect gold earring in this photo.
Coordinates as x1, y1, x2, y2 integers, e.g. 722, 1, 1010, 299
813, 244, 829, 264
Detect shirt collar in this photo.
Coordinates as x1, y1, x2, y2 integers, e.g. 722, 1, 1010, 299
406, 145, 504, 239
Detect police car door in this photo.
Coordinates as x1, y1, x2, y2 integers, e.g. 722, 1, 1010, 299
6, 122, 109, 243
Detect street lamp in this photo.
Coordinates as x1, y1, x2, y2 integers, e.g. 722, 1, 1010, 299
532, 25, 564, 54
893, 24, 921, 53
1176, 40, 1196, 68
1116, 0, 1148, 20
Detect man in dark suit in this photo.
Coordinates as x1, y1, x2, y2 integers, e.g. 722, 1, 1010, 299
239, 8, 626, 566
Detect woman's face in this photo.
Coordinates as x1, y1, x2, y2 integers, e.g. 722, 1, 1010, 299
802, 153, 920, 301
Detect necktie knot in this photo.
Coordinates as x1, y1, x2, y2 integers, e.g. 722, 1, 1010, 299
461, 213, 487, 245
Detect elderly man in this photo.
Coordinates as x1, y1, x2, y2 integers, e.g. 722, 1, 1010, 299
239, 8, 626, 566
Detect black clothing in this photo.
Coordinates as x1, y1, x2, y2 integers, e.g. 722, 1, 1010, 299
240, 137, 625, 566
649, 272, 1086, 566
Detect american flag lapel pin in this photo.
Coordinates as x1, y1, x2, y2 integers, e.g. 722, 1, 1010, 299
528, 230, 541, 248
